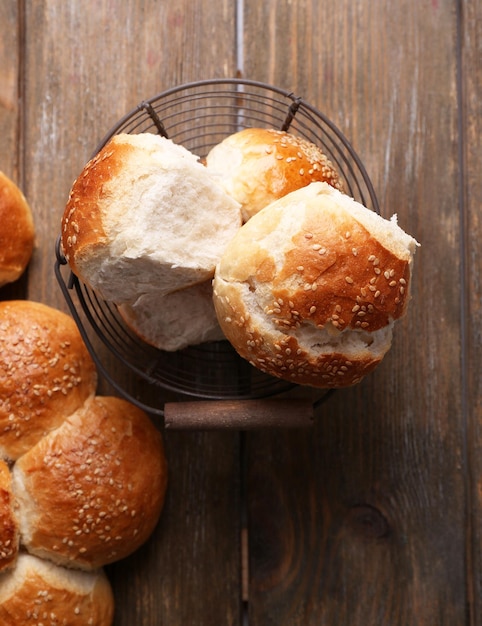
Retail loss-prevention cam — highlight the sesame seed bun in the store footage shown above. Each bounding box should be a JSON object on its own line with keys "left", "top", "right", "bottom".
{"left": 0, "top": 301, "right": 97, "bottom": 461}
{"left": 0, "top": 172, "right": 35, "bottom": 287}
{"left": 0, "top": 460, "right": 19, "bottom": 573}
{"left": 0, "top": 554, "right": 114, "bottom": 625}
{"left": 205, "top": 127, "right": 343, "bottom": 222}
{"left": 61, "top": 133, "right": 241, "bottom": 304}
{"left": 213, "top": 182, "right": 419, "bottom": 388}
{"left": 12, "top": 395, "right": 167, "bottom": 571}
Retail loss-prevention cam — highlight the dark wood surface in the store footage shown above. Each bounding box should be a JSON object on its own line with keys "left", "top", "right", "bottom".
{"left": 1, "top": 0, "right": 480, "bottom": 624}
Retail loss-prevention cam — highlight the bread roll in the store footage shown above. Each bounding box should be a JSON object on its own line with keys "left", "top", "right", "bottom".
{"left": 12, "top": 395, "right": 167, "bottom": 571}
{"left": 0, "top": 460, "right": 18, "bottom": 573}
{"left": 0, "top": 301, "right": 97, "bottom": 461}
{"left": 205, "top": 127, "right": 343, "bottom": 222}
{"left": 0, "top": 554, "right": 114, "bottom": 625}
{"left": 61, "top": 133, "right": 242, "bottom": 304}
{"left": 0, "top": 172, "right": 35, "bottom": 287}
{"left": 118, "top": 279, "right": 225, "bottom": 351}
{"left": 213, "top": 182, "right": 419, "bottom": 388}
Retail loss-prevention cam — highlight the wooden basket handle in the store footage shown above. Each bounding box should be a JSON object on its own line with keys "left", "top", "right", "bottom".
{"left": 164, "top": 398, "right": 314, "bottom": 429}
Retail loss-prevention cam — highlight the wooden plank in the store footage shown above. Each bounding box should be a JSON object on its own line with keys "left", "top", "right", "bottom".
{"left": 243, "top": 0, "right": 467, "bottom": 623}
{"left": 461, "top": 0, "right": 482, "bottom": 620}
{"left": 0, "top": 0, "right": 30, "bottom": 303}
{"left": 19, "top": 2, "right": 242, "bottom": 625}
{"left": 0, "top": 0, "right": 19, "bottom": 180}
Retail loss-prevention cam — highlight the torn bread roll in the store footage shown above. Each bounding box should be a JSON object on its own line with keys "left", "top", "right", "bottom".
{"left": 205, "top": 127, "right": 343, "bottom": 222}
{"left": 61, "top": 133, "right": 241, "bottom": 304}
{"left": 0, "top": 171, "right": 35, "bottom": 287}
{"left": 0, "top": 460, "right": 19, "bottom": 573}
{"left": 0, "top": 300, "right": 97, "bottom": 461}
{"left": 0, "top": 554, "right": 114, "bottom": 625}
{"left": 118, "top": 280, "right": 224, "bottom": 352}
{"left": 213, "top": 182, "right": 419, "bottom": 388}
{"left": 12, "top": 395, "right": 167, "bottom": 571}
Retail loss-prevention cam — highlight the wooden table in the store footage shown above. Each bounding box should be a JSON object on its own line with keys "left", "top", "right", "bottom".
{"left": 1, "top": 0, "right": 481, "bottom": 624}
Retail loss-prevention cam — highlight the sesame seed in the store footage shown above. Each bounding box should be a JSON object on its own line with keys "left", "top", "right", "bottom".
{"left": 345, "top": 276, "right": 354, "bottom": 284}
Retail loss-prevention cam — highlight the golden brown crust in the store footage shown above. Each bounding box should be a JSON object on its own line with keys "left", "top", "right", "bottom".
{"left": 0, "top": 460, "right": 19, "bottom": 573}
{"left": 0, "top": 554, "right": 114, "bottom": 625}
{"left": 213, "top": 279, "right": 384, "bottom": 388}
{"left": 206, "top": 128, "right": 343, "bottom": 221}
{"left": 61, "top": 140, "right": 131, "bottom": 277}
{"left": 213, "top": 183, "right": 417, "bottom": 388}
{"left": 13, "top": 395, "right": 168, "bottom": 570}
{"left": 0, "top": 172, "right": 35, "bottom": 287}
{"left": 0, "top": 301, "right": 97, "bottom": 461}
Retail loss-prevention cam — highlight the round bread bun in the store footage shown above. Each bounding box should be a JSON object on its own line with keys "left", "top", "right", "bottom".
{"left": 12, "top": 395, "right": 168, "bottom": 571}
{"left": 61, "top": 132, "right": 241, "bottom": 304}
{"left": 0, "top": 553, "right": 114, "bottom": 625}
{"left": 205, "top": 127, "right": 344, "bottom": 222}
{"left": 0, "top": 172, "right": 35, "bottom": 288}
{"left": 118, "top": 279, "right": 225, "bottom": 352}
{"left": 0, "top": 301, "right": 97, "bottom": 461}
{"left": 0, "top": 460, "right": 19, "bottom": 573}
{"left": 213, "top": 182, "right": 419, "bottom": 388}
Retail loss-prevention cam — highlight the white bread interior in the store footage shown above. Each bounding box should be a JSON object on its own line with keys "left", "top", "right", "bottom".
{"left": 61, "top": 133, "right": 242, "bottom": 304}
{"left": 118, "top": 279, "right": 224, "bottom": 352}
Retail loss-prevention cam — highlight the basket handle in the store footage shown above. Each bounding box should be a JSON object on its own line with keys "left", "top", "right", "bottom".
{"left": 164, "top": 398, "right": 314, "bottom": 429}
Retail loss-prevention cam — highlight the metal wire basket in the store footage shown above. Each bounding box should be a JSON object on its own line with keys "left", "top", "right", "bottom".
{"left": 55, "top": 78, "right": 380, "bottom": 426}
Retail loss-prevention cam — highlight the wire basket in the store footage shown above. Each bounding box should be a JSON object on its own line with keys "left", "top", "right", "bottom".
{"left": 55, "top": 78, "right": 380, "bottom": 425}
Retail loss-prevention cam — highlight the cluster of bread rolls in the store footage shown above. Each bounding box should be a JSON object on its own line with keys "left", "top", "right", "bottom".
{"left": 61, "top": 128, "right": 418, "bottom": 389}
{"left": 0, "top": 300, "right": 168, "bottom": 625}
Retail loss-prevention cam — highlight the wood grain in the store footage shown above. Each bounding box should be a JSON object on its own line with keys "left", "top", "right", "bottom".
{"left": 243, "top": 0, "right": 469, "bottom": 623}
{"left": 461, "top": 0, "right": 482, "bottom": 620}
{"left": 0, "top": 0, "right": 480, "bottom": 624}
{"left": 0, "top": 0, "right": 28, "bottom": 303}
